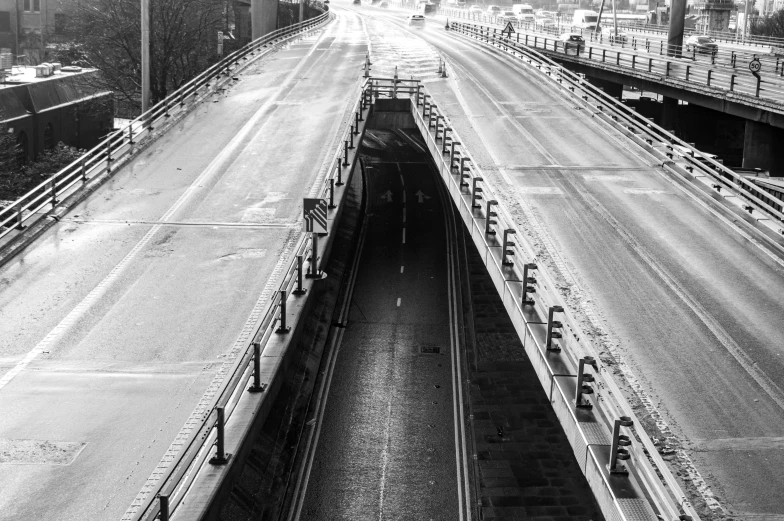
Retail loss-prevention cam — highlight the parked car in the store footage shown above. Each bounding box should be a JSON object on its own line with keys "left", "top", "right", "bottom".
{"left": 486, "top": 5, "right": 502, "bottom": 16}
{"left": 501, "top": 10, "right": 518, "bottom": 22}
{"left": 417, "top": 2, "right": 437, "bottom": 15}
{"left": 380, "top": 1, "right": 388, "bottom": 6}
{"left": 353, "top": 0, "right": 361, "bottom": 4}
{"left": 600, "top": 25, "right": 628, "bottom": 43}
{"left": 685, "top": 35, "right": 718, "bottom": 54}
{"left": 408, "top": 13, "right": 426, "bottom": 27}
{"left": 559, "top": 32, "right": 586, "bottom": 50}
{"left": 535, "top": 17, "right": 555, "bottom": 29}
{"left": 468, "top": 4, "right": 483, "bottom": 13}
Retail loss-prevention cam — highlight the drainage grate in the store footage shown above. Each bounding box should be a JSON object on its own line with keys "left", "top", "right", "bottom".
{"left": 420, "top": 344, "right": 441, "bottom": 354}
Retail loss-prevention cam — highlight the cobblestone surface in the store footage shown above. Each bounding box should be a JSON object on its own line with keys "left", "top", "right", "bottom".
{"left": 464, "top": 231, "right": 604, "bottom": 521}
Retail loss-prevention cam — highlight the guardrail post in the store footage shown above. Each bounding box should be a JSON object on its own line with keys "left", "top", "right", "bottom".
{"left": 294, "top": 255, "right": 306, "bottom": 295}
{"left": 755, "top": 75, "right": 761, "bottom": 97}
{"left": 329, "top": 178, "right": 336, "bottom": 209}
{"left": 442, "top": 127, "right": 451, "bottom": 154}
{"left": 659, "top": 41, "right": 663, "bottom": 55}
{"left": 608, "top": 417, "right": 634, "bottom": 474}
{"left": 449, "top": 140, "right": 460, "bottom": 171}
{"left": 472, "top": 177, "right": 483, "bottom": 208}
{"left": 415, "top": 84, "right": 422, "bottom": 106}
{"left": 180, "top": 90, "right": 185, "bottom": 107}
{"left": 601, "top": 48, "right": 605, "bottom": 62}
{"left": 209, "top": 407, "right": 230, "bottom": 465}
{"left": 546, "top": 305, "right": 563, "bottom": 351}
{"left": 308, "top": 233, "right": 320, "bottom": 278}
{"left": 522, "top": 263, "right": 537, "bottom": 305}
{"left": 707, "top": 69, "right": 712, "bottom": 86}
{"left": 631, "top": 54, "right": 636, "bottom": 69}
{"left": 275, "top": 289, "right": 290, "bottom": 333}
{"left": 343, "top": 140, "right": 349, "bottom": 166}
{"left": 459, "top": 157, "right": 471, "bottom": 188}
{"left": 49, "top": 180, "right": 58, "bottom": 209}
{"left": 248, "top": 342, "right": 266, "bottom": 393}
{"left": 685, "top": 65, "right": 690, "bottom": 81}
{"left": 159, "top": 494, "right": 170, "bottom": 521}
{"left": 164, "top": 98, "right": 170, "bottom": 117}
{"left": 575, "top": 356, "right": 597, "bottom": 408}
{"left": 335, "top": 157, "right": 344, "bottom": 186}
{"left": 731, "top": 51, "right": 736, "bottom": 68}
{"left": 14, "top": 202, "right": 25, "bottom": 230}
{"left": 128, "top": 123, "right": 134, "bottom": 145}
{"left": 348, "top": 124, "right": 355, "bottom": 149}
{"left": 730, "top": 74, "right": 735, "bottom": 91}
{"left": 501, "top": 229, "right": 515, "bottom": 266}
{"left": 80, "top": 158, "right": 87, "bottom": 183}
{"left": 485, "top": 200, "right": 498, "bottom": 236}
{"left": 434, "top": 115, "right": 443, "bottom": 142}
{"left": 105, "top": 140, "right": 112, "bottom": 172}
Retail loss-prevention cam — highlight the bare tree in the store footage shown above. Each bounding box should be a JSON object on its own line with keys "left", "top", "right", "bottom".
{"left": 751, "top": 9, "right": 784, "bottom": 38}
{"left": 66, "top": 0, "right": 225, "bottom": 115}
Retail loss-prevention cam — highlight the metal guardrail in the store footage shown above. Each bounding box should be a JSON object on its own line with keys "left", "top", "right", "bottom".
{"left": 0, "top": 10, "right": 332, "bottom": 248}
{"left": 616, "top": 20, "right": 784, "bottom": 49}
{"left": 142, "top": 77, "right": 409, "bottom": 521}
{"left": 448, "top": 20, "right": 784, "bottom": 225}
{"left": 378, "top": 76, "right": 700, "bottom": 520}
{"left": 440, "top": 8, "right": 784, "bottom": 101}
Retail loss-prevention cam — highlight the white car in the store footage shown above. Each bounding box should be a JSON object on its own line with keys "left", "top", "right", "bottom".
{"left": 600, "top": 25, "right": 628, "bottom": 43}
{"left": 501, "top": 10, "right": 517, "bottom": 22}
{"left": 408, "top": 14, "right": 426, "bottom": 27}
{"left": 468, "top": 4, "right": 483, "bottom": 13}
{"left": 486, "top": 5, "right": 502, "bottom": 16}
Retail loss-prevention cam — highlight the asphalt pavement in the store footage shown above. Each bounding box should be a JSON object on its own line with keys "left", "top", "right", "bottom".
{"left": 0, "top": 13, "right": 369, "bottom": 521}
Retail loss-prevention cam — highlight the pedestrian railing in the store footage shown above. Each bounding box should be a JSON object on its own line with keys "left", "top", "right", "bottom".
{"left": 440, "top": 8, "right": 784, "bottom": 99}
{"left": 449, "top": 20, "right": 784, "bottom": 224}
{"left": 0, "top": 10, "right": 332, "bottom": 248}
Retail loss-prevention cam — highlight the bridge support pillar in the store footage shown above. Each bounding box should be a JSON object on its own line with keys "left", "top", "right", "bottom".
{"left": 251, "top": 0, "right": 279, "bottom": 40}
{"left": 743, "top": 121, "right": 784, "bottom": 176}
{"left": 661, "top": 96, "right": 679, "bottom": 133}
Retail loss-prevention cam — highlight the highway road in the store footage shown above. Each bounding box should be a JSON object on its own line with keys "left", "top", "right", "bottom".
{"left": 291, "top": 134, "right": 469, "bottom": 520}
{"left": 0, "top": 14, "right": 368, "bottom": 521}
{"left": 350, "top": 3, "right": 784, "bottom": 518}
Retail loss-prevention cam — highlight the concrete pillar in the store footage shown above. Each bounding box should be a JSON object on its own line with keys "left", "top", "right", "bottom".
{"left": 251, "top": 0, "right": 279, "bottom": 40}
{"left": 743, "top": 121, "right": 784, "bottom": 176}
{"left": 667, "top": 0, "right": 687, "bottom": 57}
{"left": 661, "top": 96, "right": 679, "bottom": 132}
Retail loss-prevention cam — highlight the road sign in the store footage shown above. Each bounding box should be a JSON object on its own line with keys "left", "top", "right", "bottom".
{"left": 303, "top": 198, "right": 328, "bottom": 234}
{"left": 749, "top": 58, "right": 761, "bottom": 73}
{"left": 502, "top": 21, "right": 515, "bottom": 37}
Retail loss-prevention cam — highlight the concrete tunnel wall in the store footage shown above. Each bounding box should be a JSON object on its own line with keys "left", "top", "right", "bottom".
{"left": 251, "top": 0, "right": 279, "bottom": 40}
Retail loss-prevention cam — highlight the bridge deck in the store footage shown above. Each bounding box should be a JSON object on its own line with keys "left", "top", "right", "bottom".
{"left": 0, "top": 15, "right": 366, "bottom": 521}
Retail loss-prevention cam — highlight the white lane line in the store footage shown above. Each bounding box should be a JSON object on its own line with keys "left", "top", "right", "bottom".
{"left": 403, "top": 208, "right": 406, "bottom": 223}
{"left": 396, "top": 298, "right": 401, "bottom": 307}
{"left": 402, "top": 228, "right": 406, "bottom": 244}
{"left": 400, "top": 266, "right": 404, "bottom": 273}
{"left": 402, "top": 192, "right": 406, "bottom": 204}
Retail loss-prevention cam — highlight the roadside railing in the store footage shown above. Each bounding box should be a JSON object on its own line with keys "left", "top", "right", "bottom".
{"left": 0, "top": 10, "right": 332, "bottom": 248}
{"left": 388, "top": 76, "right": 702, "bottom": 520}
{"left": 616, "top": 20, "right": 784, "bottom": 49}
{"left": 449, "top": 20, "right": 784, "bottom": 225}
{"left": 440, "top": 10, "right": 784, "bottom": 103}
{"left": 126, "top": 73, "right": 378, "bottom": 521}
{"left": 441, "top": 8, "right": 784, "bottom": 84}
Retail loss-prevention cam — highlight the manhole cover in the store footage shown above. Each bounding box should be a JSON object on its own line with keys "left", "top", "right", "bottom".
{"left": 420, "top": 345, "right": 441, "bottom": 354}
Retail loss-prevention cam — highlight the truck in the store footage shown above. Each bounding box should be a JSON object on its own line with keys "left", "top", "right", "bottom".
{"left": 571, "top": 9, "right": 599, "bottom": 30}
{"left": 512, "top": 4, "right": 535, "bottom": 22}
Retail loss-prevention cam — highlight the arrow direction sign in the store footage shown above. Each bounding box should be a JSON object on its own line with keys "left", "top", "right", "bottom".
{"left": 415, "top": 190, "right": 431, "bottom": 204}
{"left": 303, "top": 198, "right": 328, "bottom": 234}
{"left": 502, "top": 21, "right": 515, "bottom": 37}
{"left": 381, "top": 190, "right": 393, "bottom": 203}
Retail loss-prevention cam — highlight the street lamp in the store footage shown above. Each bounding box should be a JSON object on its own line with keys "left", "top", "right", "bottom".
{"left": 142, "top": 0, "right": 150, "bottom": 113}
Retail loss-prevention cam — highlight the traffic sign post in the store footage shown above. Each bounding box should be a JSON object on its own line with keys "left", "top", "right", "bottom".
{"left": 502, "top": 21, "right": 515, "bottom": 38}
{"left": 749, "top": 57, "right": 761, "bottom": 74}
{"left": 304, "top": 198, "right": 328, "bottom": 279}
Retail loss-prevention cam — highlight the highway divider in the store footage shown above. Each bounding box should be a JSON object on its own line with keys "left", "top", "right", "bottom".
{"left": 0, "top": 10, "right": 333, "bottom": 259}
{"left": 123, "top": 77, "right": 374, "bottom": 521}
{"left": 363, "top": 76, "right": 700, "bottom": 521}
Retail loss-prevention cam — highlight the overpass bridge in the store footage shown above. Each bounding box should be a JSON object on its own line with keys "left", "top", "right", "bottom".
{"left": 439, "top": 7, "right": 784, "bottom": 175}
{"left": 2, "top": 3, "right": 784, "bottom": 521}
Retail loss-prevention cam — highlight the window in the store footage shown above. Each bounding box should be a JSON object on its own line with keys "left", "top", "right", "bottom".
{"left": 0, "top": 12, "right": 9, "bottom": 32}
{"left": 23, "top": 0, "right": 40, "bottom": 12}
{"left": 43, "top": 123, "right": 54, "bottom": 150}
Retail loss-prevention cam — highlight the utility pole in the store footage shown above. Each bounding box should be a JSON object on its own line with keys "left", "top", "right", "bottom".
{"left": 299, "top": 0, "right": 305, "bottom": 23}
{"left": 743, "top": 0, "right": 751, "bottom": 42}
{"left": 141, "top": 0, "right": 151, "bottom": 113}
{"left": 611, "top": 0, "right": 618, "bottom": 39}
{"left": 596, "top": 0, "right": 607, "bottom": 33}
